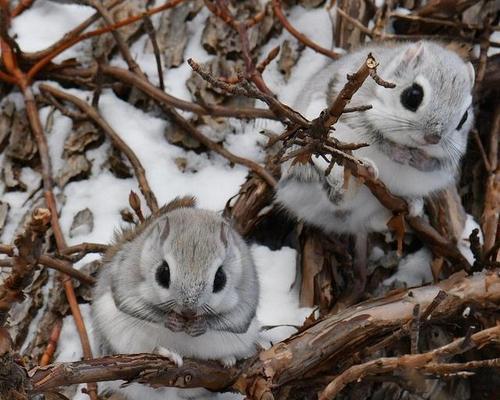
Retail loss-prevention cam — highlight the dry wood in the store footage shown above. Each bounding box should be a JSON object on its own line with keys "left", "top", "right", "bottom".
{"left": 482, "top": 105, "right": 500, "bottom": 258}
{"left": 101, "top": 65, "right": 276, "bottom": 120}
{"left": 0, "top": 1, "right": 498, "bottom": 399}
{"left": 319, "top": 325, "right": 500, "bottom": 399}
{"left": 28, "top": 270, "right": 500, "bottom": 397}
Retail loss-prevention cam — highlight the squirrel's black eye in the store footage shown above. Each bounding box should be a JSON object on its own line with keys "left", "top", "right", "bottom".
{"left": 401, "top": 83, "right": 424, "bottom": 112}
{"left": 456, "top": 110, "right": 468, "bottom": 130}
{"left": 213, "top": 266, "right": 226, "bottom": 293}
{"left": 156, "top": 261, "right": 170, "bottom": 289}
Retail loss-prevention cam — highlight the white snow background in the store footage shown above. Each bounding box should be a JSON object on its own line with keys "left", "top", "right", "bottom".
{"left": 0, "top": 1, "right": 483, "bottom": 399}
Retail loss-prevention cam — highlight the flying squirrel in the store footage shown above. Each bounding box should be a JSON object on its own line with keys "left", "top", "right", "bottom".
{"left": 91, "top": 197, "right": 260, "bottom": 399}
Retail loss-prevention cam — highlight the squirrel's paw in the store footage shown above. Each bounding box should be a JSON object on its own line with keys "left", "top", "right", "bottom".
{"left": 155, "top": 346, "right": 183, "bottom": 367}
{"left": 219, "top": 355, "right": 237, "bottom": 368}
{"left": 406, "top": 197, "right": 424, "bottom": 217}
{"left": 360, "top": 157, "right": 379, "bottom": 180}
{"left": 312, "top": 154, "right": 330, "bottom": 173}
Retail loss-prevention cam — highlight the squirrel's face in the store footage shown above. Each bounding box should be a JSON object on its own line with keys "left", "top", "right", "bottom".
{"left": 367, "top": 41, "right": 474, "bottom": 165}
{"left": 138, "top": 209, "right": 244, "bottom": 335}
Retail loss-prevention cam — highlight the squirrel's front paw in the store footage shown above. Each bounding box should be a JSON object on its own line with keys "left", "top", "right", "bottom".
{"left": 219, "top": 355, "right": 237, "bottom": 368}
{"left": 359, "top": 157, "right": 379, "bottom": 180}
{"left": 406, "top": 197, "right": 424, "bottom": 217}
{"left": 155, "top": 346, "right": 183, "bottom": 367}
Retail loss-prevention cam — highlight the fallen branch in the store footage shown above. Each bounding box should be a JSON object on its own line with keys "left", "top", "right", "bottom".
{"left": 28, "top": 270, "right": 500, "bottom": 396}
{"left": 319, "top": 325, "right": 500, "bottom": 400}
{"left": 100, "top": 64, "right": 277, "bottom": 120}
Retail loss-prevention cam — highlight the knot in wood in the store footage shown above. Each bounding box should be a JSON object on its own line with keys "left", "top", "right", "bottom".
{"left": 366, "top": 53, "right": 378, "bottom": 69}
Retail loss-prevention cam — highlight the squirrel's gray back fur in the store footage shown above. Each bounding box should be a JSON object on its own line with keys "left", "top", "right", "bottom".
{"left": 91, "top": 197, "right": 260, "bottom": 399}
{"left": 276, "top": 41, "right": 475, "bottom": 234}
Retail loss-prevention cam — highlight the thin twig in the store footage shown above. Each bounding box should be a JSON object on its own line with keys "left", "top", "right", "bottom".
{"left": 40, "top": 83, "right": 160, "bottom": 213}
{"left": 26, "top": 0, "right": 186, "bottom": 81}
{"left": 39, "top": 319, "right": 63, "bottom": 366}
{"left": 101, "top": 64, "right": 277, "bottom": 120}
{"left": 60, "top": 243, "right": 109, "bottom": 256}
{"left": 272, "top": 0, "right": 340, "bottom": 59}
{"left": 142, "top": 14, "right": 165, "bottom": 91}
{"left": 20, "top": 0, "right": 124, "bottom": 62}
{"left": 38, "top": 255, "right": 96, "bottom": 286}
{"left": 86, "top": 0, "right": 144, "bottom": 77}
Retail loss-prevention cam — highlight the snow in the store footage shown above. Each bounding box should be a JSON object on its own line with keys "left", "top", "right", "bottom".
{"left": 0, "top": 1, "right": 486, "bottom": 399}
{"left": 253, "top": 245, "right": 312, "bottom": 343}
{"left": 383, "top": 248, "right": 434, "bottom": 288}
{"left": 2, "top": 3, "right": 321, "bottom": 397}
{"left": 10, "top": 1, "right": 94, "bottom": 62}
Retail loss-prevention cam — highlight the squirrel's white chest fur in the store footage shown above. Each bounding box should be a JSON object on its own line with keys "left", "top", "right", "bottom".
{"left": 92, "top": 291, "right": 259, "bottom": 400}
{"left": 93, "top": 291, "right": 260, "bottom": 360}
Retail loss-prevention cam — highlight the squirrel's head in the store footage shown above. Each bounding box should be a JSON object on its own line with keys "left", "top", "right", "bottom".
{"left": 366, "top": 41, "right": 474, "bottom": 166}
{"left": 133, "top": 208, "right": 255, "bottom": 336}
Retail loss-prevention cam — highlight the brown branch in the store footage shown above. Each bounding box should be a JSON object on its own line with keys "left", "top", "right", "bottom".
{"left": 472, "top": 129, "right": 492, "bottom": 172}
{"left": 0, "top": 26, "right": 99, "bottom": 397}
{"left": 100, "top": 64, "right": 277, "bottom": 120}
{"left": 11, "top": 0, "right": 35, "bottom": 17}
{"left": 0, "top": 246, "right": 97, "bottom": 285}
{"left": 28, "top": 270, "right": 500, "bottom": 396}
{"left": 422, "top": 358, "right": 500, "bottom": 375}
{"left": 26, "top": 0, "right": 186, "bottom": 82}
{"left": 39, "top": 319, "right": 62, "bottom": 367}
{"left": 360, "top": 290, "right": 447, "bottom": 358}
{"left": 0, "top": 244, "right": 14, "bottom": 257}
{"left": 319, "top": 325, "right": 500, "bottom": 400}
{"left": 187, "top": 58, "right": 307, "bottom": 126}
{"left": 142, "top": 14, "right": 165, "bottom": 91}
{"left": 272, "top": 0, "right": 340, "bottom": 59}
{"left": 30, "top": 354, "right": 240, "bottom": 393}
{"left": 389, "top": 12, "right": 495, "bottom": 31}
{"left": 481, "top": 104, "right": 500, "bottom": 256}
{"left": 336, "top": 7, "right": 374, "bottom": 37}
{"left": 38, "top": 256, "right": 96, "bottom": 286}
{"left": 98, "top": 66, "right": 278, "bottom": 187}
{"left": 19, "top": 0, "right": 124, "bottom": 62}
{"left": 86, "top": 0, "right": 144, "bottom": 77}
{"left": 60, "top": 243, "right": 108, "bottom": 256}
{"left": 40, "top": 83, "right": 160, "bottom": 213}
{"left": 321, "top": 54, "right": 379, "bottom": 128}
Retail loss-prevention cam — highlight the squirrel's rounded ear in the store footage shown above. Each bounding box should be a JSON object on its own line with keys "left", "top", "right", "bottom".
{"left": 389, "top": 41, "right": 425, "bottom": 76}
{"left": 220, "top": 222, "right": 232, "bottom": 246}
{"left": 466, "top": 62, "right": 475, "bottom": 85}
{"left": 158, "top": 218, "right": 170, "bottom": 242}
{"left": 402, "top": 41, "right": 425, "bottom": 66}
{"left": 150, "top": 219, "right": 170, "bottom": 247}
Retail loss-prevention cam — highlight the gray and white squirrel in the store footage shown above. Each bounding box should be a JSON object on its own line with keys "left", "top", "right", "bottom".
{"left": 276, "top": 41, "right": 475, "bottom": 234}
{"left": 91, "top": 197, "right": 260, "bottom": 400}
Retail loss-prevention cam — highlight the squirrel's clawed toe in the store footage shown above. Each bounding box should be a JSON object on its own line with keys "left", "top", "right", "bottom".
{"left": 155, "top": 346, "right": 184, "bottom": 367}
